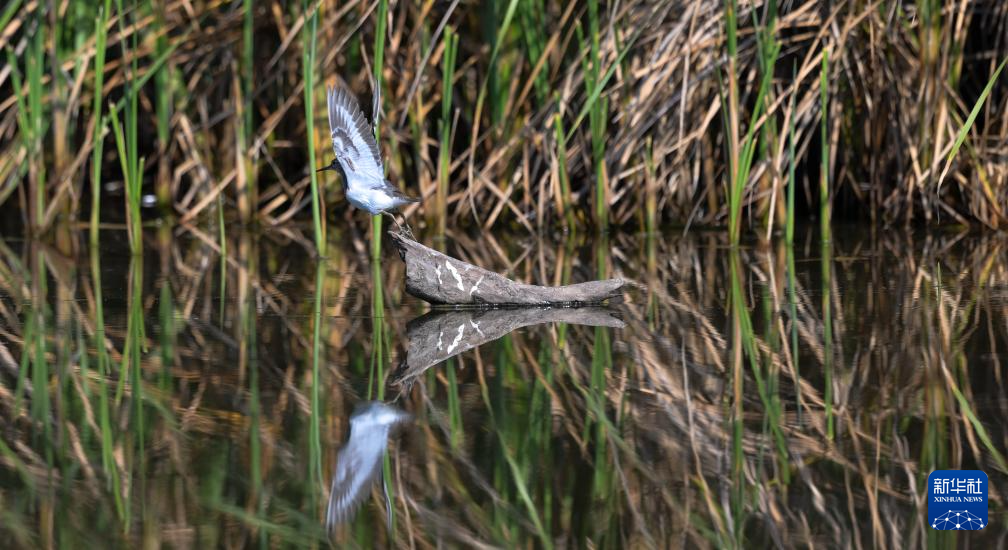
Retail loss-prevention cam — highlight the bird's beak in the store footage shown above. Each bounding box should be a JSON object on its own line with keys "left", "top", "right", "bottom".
{"left": 316, "top": 166, "right": 328, "bottom": 173}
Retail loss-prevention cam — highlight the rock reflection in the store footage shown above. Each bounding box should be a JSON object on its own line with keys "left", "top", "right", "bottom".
{"left": 393, "top": 306, "right": 625, "bottom": 388}
{"left": 326, "top": 401, "right": 411, "bottom": 531}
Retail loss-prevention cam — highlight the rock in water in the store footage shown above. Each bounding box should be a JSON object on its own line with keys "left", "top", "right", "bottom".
{"left": 389, "top": 233, "right": 627, "bottom": 307}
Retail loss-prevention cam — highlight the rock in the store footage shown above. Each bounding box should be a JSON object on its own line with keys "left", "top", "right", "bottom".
{"left": 389, "top": 232, "right": 627, "bottom": 307}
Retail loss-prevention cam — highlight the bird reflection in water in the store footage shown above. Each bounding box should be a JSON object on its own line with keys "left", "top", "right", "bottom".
{"left": 326, "top": 401, "right": 412, "bottom": 532}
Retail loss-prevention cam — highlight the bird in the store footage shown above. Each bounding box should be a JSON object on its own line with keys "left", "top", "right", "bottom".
{"left": 326, "top": 401, "right": 412, "bottom": 531}
{"left": 317, "top": 84, "right": 419, "bottom": 233}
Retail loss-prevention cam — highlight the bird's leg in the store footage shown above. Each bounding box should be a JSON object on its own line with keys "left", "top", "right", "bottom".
{"left": 380, "top": 211, "right": 416, "bottom": 239}
{"left": 380, "top": 211, "right": 405, "bottom": 234}
{"left": 401, "top": 219, "right": 415, "bottom": 240}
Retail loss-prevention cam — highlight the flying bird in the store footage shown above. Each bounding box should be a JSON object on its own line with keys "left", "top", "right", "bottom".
{"left": 317, "top": 85, "right": 419, "bottom": 232}
{"left": 326, "top": 401, "right": 412, "bottom": 531}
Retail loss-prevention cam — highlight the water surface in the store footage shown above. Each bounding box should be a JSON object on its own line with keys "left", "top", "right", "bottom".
{"left": 0, "top": 225, "right": 1005, "bottom": 548}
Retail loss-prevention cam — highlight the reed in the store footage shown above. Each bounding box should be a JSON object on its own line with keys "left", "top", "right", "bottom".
{"left": 734, "top": 255, "right": 788, "bottom": 483}
{"left": 124, "top": 255, "right": 146, "bottom": 509}
{"left": 481, "top": 0, "right": 506, "bottom": 127}
{"left": 369, "top": 0, "right": 389, "bottom": 259}
{"left": 0, "top": 46, "right": 25, "bottom": 209}
{"left": 467, "top": 0, "right": 518, "bottom": 218}
{"left": 48, "top": 3, "right": 68, "bottom": 225}
{"left": 88, "top": 246, "right": 124, "bottom": 521}
{"left": 367, "top": 253, "right": 387, "bottom": 401}
{"left": 518, "top": 0, "right": 549, "bottom": 105}
{"left": 587, "top": 0, "right": 607, "bottom": 229}
{"left": 553, "top": 108, "right": 575, "bottom": 230}
{"left": 755, "top": 3, "right": 780, "bottom": 235}
{"left": 784, "top": 65, "right": 797, "bottom": 246}
{"left": 157, "top": 263, "right": 175, "bottom": 393}
{"left": 931, "top": 264, "right": 1008, "bottom": 473}
{"left": 88, "top": 2, "right": 112, "bottom": 246}
{"left": 445, "top": 360, "right": 463, "bottom": 449}
{"left": 217, "top": 196, "right": 227, "bottom": 325}
{"left": 238, "top": 0, "right": 256, "bottom": 221}
{"left": 785, "top": 245, "right": 801, "bottom": 424}
{"left": 478, "top": 342, "right": 552, "bottom": 548}
{"left": 107, "top": 105, "right": 141, "bottom": 254}
{"left": 5, "top": 16, "right": 46, "bottom": 231}
{"left": 27, "top": 15, "right": 45, "bottom": 231}
{"left": 760, "top": 261, "right": 790, "bottom": 486}
{"left": 938, "top": 57, "right": 1008, "bottom": 189}
{"left": 301, "top": 0, "right": 323, "bottom": 252}
{"left": 152, "top": 1, "right": 172, "bottom": 211}
{"left": 246, "top": 307, "right": 266, "bottom": 548}
{"left": 2, "top": 1, "right": 1007, "bottom": 234}
{"left": 727, "top": 250, "right": 746, "bottom": 546}
{"left": 27, "top": 253, "right": 49, "bottom": 439}
{"left": 723, "top": 0, "right": 740, "bottom": 243}
{"left": 724, "top": 2, "right": 778, "bottom": 245}
{"left": 0, "top": 1, "right": 21, "bottom": 47}
{"left": 309, "top": 262, "right": 325, "bottom": 489}
{"left": 820, "top": 238, "right": 834, "bottom": 440}
{"left": 643, "top": 137, "right": 656, "bottom": 234}
{"left": 819, "top": 48, "right": 830, "bottom": 240}
{"left": 437, "top": 28, "right": 458, "bottom": 237}
{"left": 367, "top": 252, "right": 399, "bottom": 535}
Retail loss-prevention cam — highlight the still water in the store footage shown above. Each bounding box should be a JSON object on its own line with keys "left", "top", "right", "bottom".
{"left": 0, "top": 224, "right": 1004, "bottom": 548}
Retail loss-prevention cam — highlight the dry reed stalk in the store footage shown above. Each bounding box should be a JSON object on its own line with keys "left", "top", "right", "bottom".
{"left": 1, "top": 1, "right": 1006, "bottom": 233}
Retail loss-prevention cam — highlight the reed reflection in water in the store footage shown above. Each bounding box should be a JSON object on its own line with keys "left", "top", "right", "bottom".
{"left": 0, "top": 225, "right": 1005, "bottom": 548}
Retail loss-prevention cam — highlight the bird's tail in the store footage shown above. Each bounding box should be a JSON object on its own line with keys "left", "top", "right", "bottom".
{"left": 388, "top": 180, "right": 422, "bottom": 202}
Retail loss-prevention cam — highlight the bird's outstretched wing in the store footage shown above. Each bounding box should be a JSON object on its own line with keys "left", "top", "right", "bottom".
{"left": 325, "top": 428, "right": 387, "bottom": 528}
{"left": 326, "top": 85, "right": 384, "bottom": 182}
{"left": 326, "top": 404, "right": 411, "bottom": 529}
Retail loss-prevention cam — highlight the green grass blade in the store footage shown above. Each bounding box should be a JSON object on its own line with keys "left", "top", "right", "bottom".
{"left": 937, "top": 56, "right": 1007, "bottom": 190}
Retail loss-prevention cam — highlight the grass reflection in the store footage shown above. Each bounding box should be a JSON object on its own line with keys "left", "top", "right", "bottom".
{"left": 0, "top": 226, "right": 1005, "bottom": 547}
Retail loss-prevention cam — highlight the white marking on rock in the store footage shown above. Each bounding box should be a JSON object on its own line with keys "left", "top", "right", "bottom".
{"left": 445, "top": 262, "right": 465, "bottom": 290}
{"left": 446, "top": 324, "right": 465, "bottom": 354}
{"left": 470, "top": 320, "right": 484, "bottom": 337}
{"left": 437, "top": 331, "right": 443, "bottom": 351}
{"left": 435, "top": 264, "right": 443, "bottom": 286}
{"left": 469, "top": 275, "right": 485, "bottom": 297}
